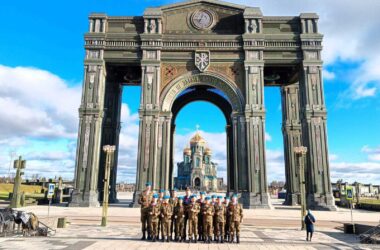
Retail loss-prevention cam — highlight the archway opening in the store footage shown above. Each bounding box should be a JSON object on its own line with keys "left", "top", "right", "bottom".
{"left": 264, "top": 86, "right": 286, "bottom": 204}
{"left": 171, "top": 94, "right": 229, "bottom": 192}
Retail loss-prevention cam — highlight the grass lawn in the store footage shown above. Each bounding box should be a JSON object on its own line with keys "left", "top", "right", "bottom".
{"left": 0, "top": 183, "right": 44, "bottom": 200}
{"left": 360, "top": 199, "right": 380, "bottom": 205}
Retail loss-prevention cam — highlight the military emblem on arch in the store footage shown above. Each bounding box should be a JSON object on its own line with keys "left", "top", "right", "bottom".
{"left": 195, "top": 51, "right": 210, "bottom": 72}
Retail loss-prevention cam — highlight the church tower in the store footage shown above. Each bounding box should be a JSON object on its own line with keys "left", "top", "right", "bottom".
{"left": 175, "top": 128, "right": 221, "bottom": 191}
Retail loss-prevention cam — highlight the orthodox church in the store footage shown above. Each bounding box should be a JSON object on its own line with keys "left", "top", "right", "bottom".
{"left": 174, "top": 129, "right": 223, "bottom": 191}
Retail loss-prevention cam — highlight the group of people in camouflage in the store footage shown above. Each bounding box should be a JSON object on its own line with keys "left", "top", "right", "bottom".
{"left": 138, "top": 182, "right": 243, "bottom": 244}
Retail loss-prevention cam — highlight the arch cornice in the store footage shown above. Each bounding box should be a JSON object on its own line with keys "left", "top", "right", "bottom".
{"left": 160, "top": 71, "right": 245, "bottom": 112}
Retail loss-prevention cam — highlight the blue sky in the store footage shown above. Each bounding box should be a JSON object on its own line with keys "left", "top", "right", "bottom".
{"left": 0, "top": 0, "right": 380, "bottom": 185}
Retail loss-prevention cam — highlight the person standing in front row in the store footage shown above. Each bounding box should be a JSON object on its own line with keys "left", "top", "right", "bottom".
{"left": 228, "top": 194, "right": 243, "bottom": 243}
{"left": 183, "top": 187, "right": 192, "bottom": 241}
{"left": 138, "top": 182, "right": 153, "bottom": 240}
{"left": 161, "top": 195, "right": 173, "bottom": 242}
{"left": 214, "top": 196, "right": 226, "bottom": 243}
{"left": 202, "top": 196, "right": 215, "bottom": 243}
{"left": 174, "top": 196, "right": 186, "bottom": 242}
{"left": 304, "top": 209, "right": 316, "bottom": 241}
{"left": 169, "top": 188, "right": 178, "bottom": 240}
{"left": 187, "top": 195, "right": 200, "bottom": 243}
{"left": 157, "top": 189, "right": 165, "bottom": 239}
{"left": 149, "top": 193, "right": 161, "bottom": 242}
{"left": 197, "top": 191, "right": 206, "bottom": 241}
{"left": 224, "top": 196, "right": 231, "bottom": 242}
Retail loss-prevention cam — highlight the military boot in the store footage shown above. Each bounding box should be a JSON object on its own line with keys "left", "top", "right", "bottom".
{"left": 229, "top": 235, "right": 234, "bottom": 243}
{"left": 166, "top": 236, "right": 170, "bottom": 242}
{"left": 236, "top": 235, "right": 240, "bottom": 244}
{"left": 147, "top": 232, "right": 152, "bottom": 240}
{"left": 141, "top": 231, "right": 146, "bottom": 240}
{"left": 152, "top": 235, "right": 156, "bottom": 242}
{"left": 221, "top": 236, "right": 224, "bottom": 243}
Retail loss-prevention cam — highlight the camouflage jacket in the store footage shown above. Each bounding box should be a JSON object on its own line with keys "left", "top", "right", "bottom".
{"left": 138, "top": 190, "right": 153, "bottom": 210}
{"left": 169, "top": 197, "right": 178, "bottom": 208}
{"left": 202, "top": 203, "right": 215, "bottom": 222}
{"left": 174, "top": 204, "right": 186, "bottom": 221}
{"left": 149, "top": 202, "right": 161, "bottom": 222}
{"left": 214, "top": 203, "right": 226, "bottom": 223}
{"left": 187, "top": 202, "right": 200, "bottom": 220}
{"left": 160, "top": 203, "right": 173, "bottom": 222}
{"left": 228, "top": 203, "right": 243, "bottom": 222}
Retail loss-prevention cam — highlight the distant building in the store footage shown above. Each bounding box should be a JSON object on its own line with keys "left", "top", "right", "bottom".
{"left": 174, "top": 130, "right": 223, "bottom": 191}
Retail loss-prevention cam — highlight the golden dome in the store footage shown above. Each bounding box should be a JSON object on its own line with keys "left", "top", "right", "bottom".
{"left": 205, "top": 147, "right": 212, "bottom": 155}
{"left": 183, "top": 147, "right": 191, "bottom": 155}
{"left": 190, "top": 131, "right": 206, "bottom": 145}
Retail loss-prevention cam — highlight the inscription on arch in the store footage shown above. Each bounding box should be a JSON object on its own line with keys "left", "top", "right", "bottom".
{"left": 161, "top": 73, "right": 243, "bottom": 112}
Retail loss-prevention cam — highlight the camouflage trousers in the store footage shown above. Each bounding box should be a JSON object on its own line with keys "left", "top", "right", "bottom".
{"left": 203, "top": 218, "right": 213, "bottom": 238}
{"left": 140, "top": 208, "right": 150, "bottom": 233}
{"left": 187, "top": 218, "right": 198, "bottom": 239}
{"left": 215, "top": 221, "right": 225, "bottom": 237}
{"left": 229, "top": 221, "right": 241, "bottom": 237}
{"left": 175, "top": 218, "right": 185, "bottom": 238}
{"left": 162, "top": 219, "right": 171, "bottom": 237}
{"left": 150, "top": 220, "right": 159, "bottom": 237}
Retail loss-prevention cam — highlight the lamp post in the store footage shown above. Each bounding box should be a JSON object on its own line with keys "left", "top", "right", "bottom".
{"left": 10, "top": 156, "right": 26, "bottom": 208}
{"left": 101, "top": 145, "right": 116, "bottom": 227}
{"left": 294, "top": 146, "right": 307, "bottom": 230}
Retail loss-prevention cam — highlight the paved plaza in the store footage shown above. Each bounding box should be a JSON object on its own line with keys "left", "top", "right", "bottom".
{"left": 1, "top": 193, "right": 380, "bottom": 249}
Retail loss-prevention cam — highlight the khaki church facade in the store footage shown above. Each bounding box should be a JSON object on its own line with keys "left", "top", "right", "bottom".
{"left": 70, "top": 0, "right": 336, "bottom": 210}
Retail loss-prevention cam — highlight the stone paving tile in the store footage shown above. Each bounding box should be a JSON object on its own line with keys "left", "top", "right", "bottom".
{"left": 0, "top": 224, "right": 377, "bottom": 250}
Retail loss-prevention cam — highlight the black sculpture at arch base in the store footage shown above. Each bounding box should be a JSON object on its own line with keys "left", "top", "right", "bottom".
{"left": 70, "top": 0, "right": 336, "bottom": 210}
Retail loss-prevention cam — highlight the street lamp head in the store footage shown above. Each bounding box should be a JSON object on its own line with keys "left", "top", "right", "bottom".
{"left": 103, "top": 145, "right": 116, "bottom": 153}
{"left": 294, "top": 146, "right": 308, "bottom": 155}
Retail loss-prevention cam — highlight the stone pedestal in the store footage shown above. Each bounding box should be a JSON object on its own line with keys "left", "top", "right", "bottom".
{"left": 307, "top": 193, "right": 337, "bottom": 211}
{"left": 241, "top": 192, "right": 272, "bottom": 209}
{"left": 70, "top": 190, "right": 100, "bottom": 207}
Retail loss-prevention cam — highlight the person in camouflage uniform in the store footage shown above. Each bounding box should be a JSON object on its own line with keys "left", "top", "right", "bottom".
{"left": 202, "top": 196, "right": 215, "bottom": 243}
{"left": 214, "top": 196, "right": 226, "bottom": 243}
{"left": 148, "top": 193, "right": 161, "bottom": 242}
{"left": 197, "top": 191, "right": 205, "bottom": 241}
{"left": 174, "top": 196, "right": 186, "bottom": 242}
{"left": 228, "top": 194, "right": 243, "bottom": 243}
{"left": 138, "top": 182, "right": 153, "bottom": 240}
{"left": 182, "top": 187, "right": 192, "bottom": 241}
{"left": 187, "top": 195, "right": 200, "bottom": 243}
{"left": 169, "top": 188, "right": 178, "bottom": 240}
{"left": 157, "top": 189, "right": 165, "bottom": 240}
{"left": 224, "top": 196, "right": 231, "bottom": 242}
{"left": 160, "top": 195, "right": 173, "bottom": 242}
{"left": 211, "top": 194, "right": 218, "bottom": 241}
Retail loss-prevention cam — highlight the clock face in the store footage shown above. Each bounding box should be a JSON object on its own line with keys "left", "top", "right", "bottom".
{"left": 192, "top": 10, "right": 213, "bottom": 30}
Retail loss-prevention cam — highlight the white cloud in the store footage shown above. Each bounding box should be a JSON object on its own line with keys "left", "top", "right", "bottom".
{"left": 0, "top": 65, "right": 81, "bottom": 179}
{"left": 234, "top": 0, "right": 380, "bottom": 100}
{"left": 329, "top": 154, "right": 338, "bottom": 161}
{"left": 330, "top": 161, "right": 380, "bottom": 184}
{"left": 323, "top": 69, "right": 335, "bottom": 80}
{"left": 361, "top": 145, "right": 380, "bottom": 162}
{"left": 0, "top": 65, "right": 81, "bottom": 139}
{"left": 265, "top": 132, "right": 272, "bottom": 142}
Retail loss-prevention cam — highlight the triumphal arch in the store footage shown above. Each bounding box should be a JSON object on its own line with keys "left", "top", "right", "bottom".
{"left": 70, "top": 0, "right": 336, "bottom": 210}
